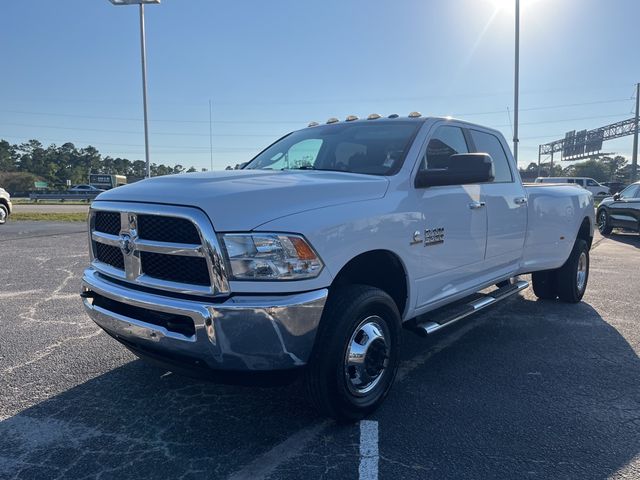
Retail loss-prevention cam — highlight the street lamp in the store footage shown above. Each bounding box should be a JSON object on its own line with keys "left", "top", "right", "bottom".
{"left": 108, "top": 0, "right": 160, "bottom": 179}
{"left": 513, "top": 0, "right": 520, "bottom": 165}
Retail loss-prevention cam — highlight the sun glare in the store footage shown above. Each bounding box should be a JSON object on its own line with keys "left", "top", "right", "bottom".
{"left": 485, "top": 0, "right": 545, "bottom": 14}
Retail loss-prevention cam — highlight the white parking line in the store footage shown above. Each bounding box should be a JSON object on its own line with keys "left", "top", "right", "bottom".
{"left": 227, "top": 421, "right": 329, "bottom": 480}
{"left": 359, "top": 420, "right": 379, "bottom": 480}
{"left": 226, "top": 318, "right": 484, "bottom": 480}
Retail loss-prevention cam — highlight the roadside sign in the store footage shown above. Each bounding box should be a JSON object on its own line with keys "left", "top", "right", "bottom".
{"left": 34, "top": 181, "right": 48, "bottom": 189}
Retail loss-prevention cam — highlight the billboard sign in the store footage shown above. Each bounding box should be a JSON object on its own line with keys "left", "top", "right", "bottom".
{"left": 563, "top": 130, "right": 575, "bottom": 158}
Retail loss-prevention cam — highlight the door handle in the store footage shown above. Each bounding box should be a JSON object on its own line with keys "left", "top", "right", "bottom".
{"left": 468, "top": 201, "right": 486, "bottom": 210}
{"left": 514, "top": 197, "right": 528, "bottom": 205}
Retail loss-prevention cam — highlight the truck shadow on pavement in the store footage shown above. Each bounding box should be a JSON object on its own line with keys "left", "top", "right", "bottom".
{"left": 1, "top": 296, "right": 639, "bottom": 479}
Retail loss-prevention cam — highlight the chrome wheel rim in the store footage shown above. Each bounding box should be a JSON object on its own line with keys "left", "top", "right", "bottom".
{"left": 0, "top": 207, "right": 6, "bottom": 224}
{"left": 597, "top": 211, "right": 607, "bottom": 231}
{"left": 576, "top": 251, "right": 587, "bottom": 292}
{"left": 344, "top": 315, "right": 389, "bottom": 397}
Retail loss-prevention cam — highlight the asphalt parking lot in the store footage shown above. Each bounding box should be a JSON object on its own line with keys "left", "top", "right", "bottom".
{"left": 1, "top": 223, "right": 638, "bottom": 480}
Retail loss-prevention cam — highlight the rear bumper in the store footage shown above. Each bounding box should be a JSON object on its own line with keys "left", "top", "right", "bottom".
{"left": 81, "top": 267, "right": 328, "bottom": 372}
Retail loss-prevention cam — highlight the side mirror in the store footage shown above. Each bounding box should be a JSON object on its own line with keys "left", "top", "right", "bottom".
{"left": 415, "top": 153, "right": 495, "bottom": 188}
{"left": 613, "top": 192, "right": 621, "bottom": 201}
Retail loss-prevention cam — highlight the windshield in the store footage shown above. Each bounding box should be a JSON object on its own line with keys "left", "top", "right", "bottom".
{"left": 244, "top": 121, "right": 421, "bottom": 176}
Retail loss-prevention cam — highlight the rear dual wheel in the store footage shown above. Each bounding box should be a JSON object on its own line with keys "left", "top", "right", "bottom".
{"left": 531, "top": 239, "right": 589, "bottom": 303}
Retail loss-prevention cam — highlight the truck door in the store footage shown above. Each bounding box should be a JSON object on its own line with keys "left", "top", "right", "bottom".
{"left": 469, "top": 128, "right": 527, "bottom": 276}
{"left": 412, "top": 125, "right": 488, "bottom": 309}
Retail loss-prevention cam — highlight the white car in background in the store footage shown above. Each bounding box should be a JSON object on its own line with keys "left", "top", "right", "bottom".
{"left": 534, "top": 177, "right": 609, "bottom": 196}
{"left": 0, "top": 187, "right": 11, "bottom": 225}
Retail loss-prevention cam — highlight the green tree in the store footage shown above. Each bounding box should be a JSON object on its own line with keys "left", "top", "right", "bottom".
{"left": 565, "top": 159, "right": 609, "bottom": 181}
{"left": 0, "top": 140, "right": 16, "bottom": 171}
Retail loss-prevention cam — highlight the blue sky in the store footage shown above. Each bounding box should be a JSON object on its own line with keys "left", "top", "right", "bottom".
{"left": 1, "top": 0, "right": 638, "bottom": 170}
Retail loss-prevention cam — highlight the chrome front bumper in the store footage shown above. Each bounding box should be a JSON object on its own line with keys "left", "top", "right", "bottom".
{"left": 81, "top": 268, "right": 328, "bottom": 371}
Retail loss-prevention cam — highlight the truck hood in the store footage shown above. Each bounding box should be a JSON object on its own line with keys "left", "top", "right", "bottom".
{"left": 96, "top": 170, "right": 389, "bottom": 231}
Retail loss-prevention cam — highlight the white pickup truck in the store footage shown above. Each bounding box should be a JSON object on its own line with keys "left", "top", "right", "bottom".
{"left": 81, "top": 114, "right": 595, "bottom": 421}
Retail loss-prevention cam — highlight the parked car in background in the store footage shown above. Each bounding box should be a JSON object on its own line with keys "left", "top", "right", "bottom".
{"left": 69, "top": 184, "right": 106, "bottom": 194}
{"left": 534, "top": 177, "right": 609, "bottom": 196}
{"left": 601, "top": 181, "right": 627, "bottom": 195}
{"left": 0, "top": 187, "right": 12, "bottom": 225}
{"left": 596, "top": 181, "right": 640, "bottom": 235}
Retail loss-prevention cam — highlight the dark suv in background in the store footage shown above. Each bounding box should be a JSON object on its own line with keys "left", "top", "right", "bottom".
{"left": 597, "top": 181, "right": 640, "bottom": 235}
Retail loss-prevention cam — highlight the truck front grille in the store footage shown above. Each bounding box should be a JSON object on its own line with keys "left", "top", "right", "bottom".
{"left": 95, "top": 243, "right": 125, "bottom": 270}
{"left": 137, "top": 215, "right": 201, "bottom": 244}
{"left": 94, "top": 211, "right": 121, "bottom": 235}
{"left": 140, "top": 251, "right": 210, "bottom": 286}
{"left": 89, "top": 204, "right": 229, "bottom": 297}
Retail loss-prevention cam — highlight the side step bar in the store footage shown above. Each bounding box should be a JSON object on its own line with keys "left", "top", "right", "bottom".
{"left": 412, "top": 280, "right": 529, "bottom": 336}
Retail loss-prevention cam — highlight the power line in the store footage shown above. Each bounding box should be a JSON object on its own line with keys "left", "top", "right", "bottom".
{"left": 490, "top": 112, "right": 631, "bottom": 129}
{"left": 0, "top": 97, "right": 634, "bottom": 126}
{"left": 0, "top": 122, "right": 277, "bottom": 137}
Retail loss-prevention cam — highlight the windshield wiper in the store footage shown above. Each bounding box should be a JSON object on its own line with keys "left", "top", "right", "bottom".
{"left": 281, "top": 165, "right": 316, "bottom": 171}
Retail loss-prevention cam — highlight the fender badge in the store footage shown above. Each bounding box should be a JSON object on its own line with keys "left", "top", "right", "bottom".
{"left": 410, "top": 230, "right": 422, "bottom": 246}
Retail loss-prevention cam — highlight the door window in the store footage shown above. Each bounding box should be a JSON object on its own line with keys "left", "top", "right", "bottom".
{"left": 619, "top": 184, "right": 640, "bottom": 199}
{"left": 586, "top": 179, "right": 599, "bottom": 187}
{"left": 469, "top": 130, "right": 513, "bottom": 183}
{"left": 420, "top": 126, "right": 469, "bottom": 171}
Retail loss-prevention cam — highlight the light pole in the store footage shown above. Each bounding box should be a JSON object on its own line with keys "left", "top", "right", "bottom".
{"left": 513, "top": 0, "right": 520, "bottom": 165}
{"left": 108, "top": 0, "right": 160, "bottom": 179}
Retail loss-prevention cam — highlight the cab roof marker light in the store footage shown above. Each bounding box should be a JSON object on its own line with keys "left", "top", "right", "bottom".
{"left": 345, "top": 115, "right": 359, "bottom": 122}
{"left": 388, "top": 113, "right": 399, "bottom": 118}
{"left": 326, "top": 117, "right": 340, "bottom": 124}
{"left": 367, "top": 113, "right": 382, "bottom": 120}
{"left": 308, "top": 121, "right": 320, "bottom": 127}
{"left": 408, "top": 111, "right": 422, "bottom": 118}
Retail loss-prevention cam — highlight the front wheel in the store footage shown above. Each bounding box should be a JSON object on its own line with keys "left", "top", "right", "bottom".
{"left": 597, "top": 209, "right": 612, "bottom": 235}
{"left": 0, "top": 204, "right": 7, "bottom": 225}
{"left": 304, "top": 285, "right": 401, "bottom": 422}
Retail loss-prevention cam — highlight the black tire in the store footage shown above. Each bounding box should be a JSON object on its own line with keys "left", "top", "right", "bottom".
{"left": 304, "top": 284, "right": 401, "bottom": 422}
{"left": 556, "top": 239, "right": 589, "bottom": 303}
{"left": 597, "top": 209, "right": 612, "bottom": 235}
{"left": 531, "top": 270, "right": 558, "bottom": 300}
{"left": 0, "top": 204, "right": 7, "bottom": 225}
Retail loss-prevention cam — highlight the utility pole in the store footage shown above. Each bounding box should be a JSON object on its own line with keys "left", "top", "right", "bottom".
{"left": 513, "top": 0, "right": 520, "bottom": 164}
{"left": 139, "top": 3, "right": 151, "bottom": 178}
{"left": 537, "top": 144, "right": 541, "bottom": 177}
{"left": 107, "top": 0, "right": 160, "bottom": 179}
{"left": 632, "top": 82, "right": 639, "bottom": 182}
{"left": 209, "top": 99, "right": 214, "bottom": 172}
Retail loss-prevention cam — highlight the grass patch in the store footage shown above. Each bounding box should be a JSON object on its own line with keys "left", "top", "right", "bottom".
{"left": 12, "top": 198, "right": 91, "bottom": 205}
{"left": 11, "top": 212, "right": 88, "bottom": 222}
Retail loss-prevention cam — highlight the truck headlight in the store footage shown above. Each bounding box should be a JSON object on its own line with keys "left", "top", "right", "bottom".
{"left": 220, "top": 233, "right": 323, "bottom": 280}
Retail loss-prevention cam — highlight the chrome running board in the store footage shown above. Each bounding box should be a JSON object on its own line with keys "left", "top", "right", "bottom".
{"left": 413, "top": 280, "right": 529, "bottom": 335}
